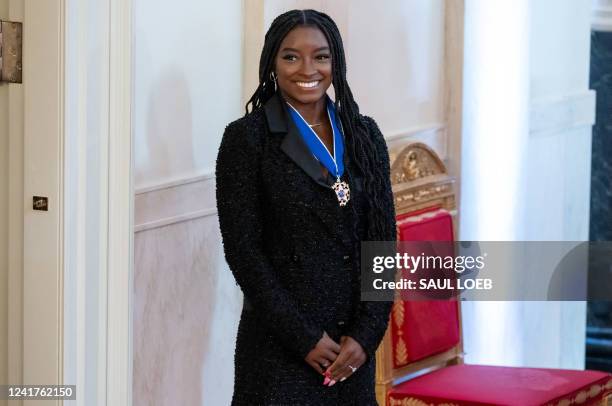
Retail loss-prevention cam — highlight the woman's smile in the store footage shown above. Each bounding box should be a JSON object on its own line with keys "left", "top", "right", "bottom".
{"left": 295, "top": 80, "right": 321, "bottom": 89}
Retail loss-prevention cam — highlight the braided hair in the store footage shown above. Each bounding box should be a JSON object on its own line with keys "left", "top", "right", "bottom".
{"left": 245, "top": 9, "right": 389, "bottom": 242}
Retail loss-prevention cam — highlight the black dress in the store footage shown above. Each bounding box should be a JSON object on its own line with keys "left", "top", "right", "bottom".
{"left": 215, "top": 92, "right": 397, "bottom": 405}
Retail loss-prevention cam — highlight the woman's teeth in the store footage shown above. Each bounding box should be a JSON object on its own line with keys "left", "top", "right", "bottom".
{"left": 296, "top": 81, "right": 319, "bottom": 88}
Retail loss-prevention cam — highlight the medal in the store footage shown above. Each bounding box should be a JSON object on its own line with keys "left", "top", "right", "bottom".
{"left": 332, "top": 177, "right": 350, "bottom": 206}
{"left": 286, "top": 98, "right": 351, "bottom": 207}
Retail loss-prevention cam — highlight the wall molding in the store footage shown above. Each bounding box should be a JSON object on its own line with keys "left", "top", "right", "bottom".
{"left": 135, "top": 172, "right": 217, "bottom": 232}
{"left": 385, "top": 123, "right": 446, "bottom": 143}
{"left": 135, "top": 208, "right": 217, "bottom": 233}
{"left": 135, "top": 169, "right": 214, "bottom": 195}
{"left": 592, "top": 0, "right": 612, "bottom": 32}
{"left": 530, "top": 90, "right": 596, "bottom": 137}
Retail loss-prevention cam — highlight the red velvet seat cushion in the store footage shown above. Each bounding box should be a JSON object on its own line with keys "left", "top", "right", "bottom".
{"left": 388, "top": 364, "right": 612, "bottom": 406}
{"left": 392, "top": 209, "right": 460, "bottom": 367}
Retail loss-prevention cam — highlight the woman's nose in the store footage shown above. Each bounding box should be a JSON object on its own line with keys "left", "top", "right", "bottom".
{"left": 299, "top": 57, "right": 318, "bottom": 76}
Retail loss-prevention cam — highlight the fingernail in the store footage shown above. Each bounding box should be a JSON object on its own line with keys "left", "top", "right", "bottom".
{"left": 323, "top": 377, "right": 330, "bottom": 385}
{"left": 329, "top": 379, "right": 337, "bottom": 386}
{"left": 340, "top": 377, "right": 346, "bottom": 382}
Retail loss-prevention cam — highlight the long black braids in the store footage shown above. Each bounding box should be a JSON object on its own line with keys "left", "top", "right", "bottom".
{"left": 245, "top": 9, "right": 390, "bottom": 243}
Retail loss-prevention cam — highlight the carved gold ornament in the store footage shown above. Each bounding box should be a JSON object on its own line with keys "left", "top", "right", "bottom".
{"left": 391, "top": 145, "right": 445, "bottom": 185}
{"left": 390, "top": 143, "right": 456, "bottom": 215}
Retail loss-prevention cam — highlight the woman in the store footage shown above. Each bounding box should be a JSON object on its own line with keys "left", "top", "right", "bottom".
{"left": 216, "top": 9, "right": 396, "bottom": 405}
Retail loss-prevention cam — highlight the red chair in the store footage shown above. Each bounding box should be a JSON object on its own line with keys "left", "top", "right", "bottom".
{"left": 375, "top": 143, "right": 612, "bottom": 406}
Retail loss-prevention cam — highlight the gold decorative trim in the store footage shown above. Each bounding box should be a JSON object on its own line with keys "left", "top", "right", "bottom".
{"left": 392, "top": 301, "right": 408, "bottom": 366}
{"left": 590, "top": 383, "right": 602, "bottom": 398}
{"left": 388, "top": 397, "right": 459, "bottom": 406}
{"left": 389, "top": 388, "right": 612, "bottom": 406}
{"left": 395, "top": 181, "right": 453, "bottom": 204}
{"left": 395, "top": 337, "right": 408, "bottom": 366}
{"left": 393, "top": 301, "right": 405, "bottom": 328}
{"left": 543, "top": 377, "right": 612, "bottom": 406}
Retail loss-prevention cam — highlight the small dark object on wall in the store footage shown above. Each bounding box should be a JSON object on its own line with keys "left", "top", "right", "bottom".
{"left": 33, "top": 196, "right": 48, "bottom": 211}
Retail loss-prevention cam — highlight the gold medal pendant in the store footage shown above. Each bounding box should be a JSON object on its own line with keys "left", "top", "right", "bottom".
{"left": 332, "top": 177, "right": 350, "bottom": 206}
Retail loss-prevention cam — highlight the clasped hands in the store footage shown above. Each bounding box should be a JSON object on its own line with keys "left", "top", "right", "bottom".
{"left": 305, "top": 332, "right": 366, "bottom": 386}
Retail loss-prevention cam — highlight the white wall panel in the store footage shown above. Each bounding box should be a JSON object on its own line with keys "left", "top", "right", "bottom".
{"left": 133, "top": 0, "right": 243, "bottom": 189}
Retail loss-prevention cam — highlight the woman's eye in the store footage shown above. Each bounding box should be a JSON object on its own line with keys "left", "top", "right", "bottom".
{"left": 316, "top": 54, "right": 331, "bottom": 61}
{"left": 282, "top": 55, "right": 298, "bottom": 62}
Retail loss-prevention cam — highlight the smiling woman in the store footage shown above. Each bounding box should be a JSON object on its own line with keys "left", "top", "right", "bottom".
{"left": 216, "top": 9, "right": 397, "bottom": 405}
{"left": 275, "top": 26, "right": 332, "bottom": 103}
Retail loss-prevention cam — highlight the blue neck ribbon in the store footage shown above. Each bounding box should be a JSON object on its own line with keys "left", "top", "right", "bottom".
{"left": 286, "top": 97, "right": 345, "bottom": 180}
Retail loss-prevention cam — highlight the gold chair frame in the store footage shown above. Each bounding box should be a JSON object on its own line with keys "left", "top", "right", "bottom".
{"left": 376, "top": 142, "right": 462, "bottom": 405}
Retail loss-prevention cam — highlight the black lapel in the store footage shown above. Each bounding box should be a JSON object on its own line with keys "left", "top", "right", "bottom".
{"left": 263, "top": 92, "right": 353, "bottom": 248}
{"left": 264, "top": 92, "right": 333, "bottom": 189}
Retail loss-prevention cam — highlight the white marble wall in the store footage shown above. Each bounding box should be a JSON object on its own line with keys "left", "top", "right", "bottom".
{"left": 132, "top": 0, "right": 244, "bottom": 403}
{"left": 134, "top": 176, "right": 242, "bottom": 406}
{"left": 133, "top": 0, "right": 243, "bottom": 190}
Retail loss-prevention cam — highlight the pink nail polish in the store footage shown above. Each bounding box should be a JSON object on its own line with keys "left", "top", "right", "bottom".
{"left": 329, "top": 379, "right": 337, "bottom": 386}
{"left": 323, "top": 377, "right": 330, "bottom": 385}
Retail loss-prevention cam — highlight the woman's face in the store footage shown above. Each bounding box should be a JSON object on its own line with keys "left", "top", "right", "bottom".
{"left": 274, "top": 25, "right": 332, "bottom": 107}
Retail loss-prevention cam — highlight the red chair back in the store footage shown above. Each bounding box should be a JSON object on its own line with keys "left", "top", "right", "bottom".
{"left": 392, "top": 208, "right": 461, "bottom": 367}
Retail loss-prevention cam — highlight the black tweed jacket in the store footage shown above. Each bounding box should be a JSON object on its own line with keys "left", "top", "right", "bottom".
{"left": 215, "top": 91, "right": 396, "bottom": 405}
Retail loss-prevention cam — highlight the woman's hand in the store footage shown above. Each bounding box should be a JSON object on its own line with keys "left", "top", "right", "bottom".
{"left": 323, "top": 336, "right": 366, "bottom": 385}
{"left": 304, "top": 331, "right": 341, "bottom": 375}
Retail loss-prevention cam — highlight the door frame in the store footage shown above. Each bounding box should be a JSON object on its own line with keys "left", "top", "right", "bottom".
{"left": 15, "top": 0, "right": 133, "bottom": 404}
{"left": 105, "top": 0, "right": 133, "bottom": 404}
{"left": 21, "top": 2, "right": 66, "bottom": 405}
